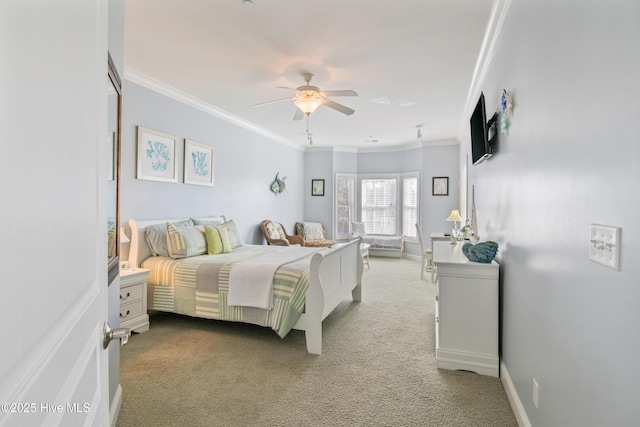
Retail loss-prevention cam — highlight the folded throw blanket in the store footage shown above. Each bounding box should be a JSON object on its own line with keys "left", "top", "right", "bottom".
{"left": 228, "top": 246, "right": 320, "bottom": 309}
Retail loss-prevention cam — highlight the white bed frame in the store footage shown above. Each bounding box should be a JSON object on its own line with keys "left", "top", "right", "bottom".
{"left": 127, "top": 217, "right": 364, "bottom": 354}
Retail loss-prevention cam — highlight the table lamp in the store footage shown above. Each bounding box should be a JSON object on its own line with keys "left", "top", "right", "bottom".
{"left": 446, "top": 209, "right": 463, "bottom": 241}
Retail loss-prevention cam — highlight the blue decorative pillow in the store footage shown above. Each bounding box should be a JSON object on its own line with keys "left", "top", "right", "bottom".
{"left": 192, "top": 218, "right": 225, "bottom": 227}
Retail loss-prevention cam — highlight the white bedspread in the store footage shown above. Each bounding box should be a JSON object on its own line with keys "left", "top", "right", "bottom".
{"left": 228, "top": 246, "right": 321, "bottom": 309}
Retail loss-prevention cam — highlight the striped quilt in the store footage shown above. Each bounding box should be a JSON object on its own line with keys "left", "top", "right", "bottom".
{"left": 142, "top": 245, "right": 321, "bottom": 338}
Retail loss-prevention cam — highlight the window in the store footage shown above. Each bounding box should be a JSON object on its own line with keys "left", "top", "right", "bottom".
{"left": 335, "top": 172, "right": 419, "bottom": 240}
{"left": 360, "top": 177, "right": 398, "bottom": 235}
{"left": 402, "top": 173, "right": 419, "bottom": 240}
{"left": 334, "top": 174, "right": 356, "bottom": 240}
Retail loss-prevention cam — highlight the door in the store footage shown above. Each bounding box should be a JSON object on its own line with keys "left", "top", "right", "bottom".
{"left": 0, "top": 2, "right": 110, "bottom": 426}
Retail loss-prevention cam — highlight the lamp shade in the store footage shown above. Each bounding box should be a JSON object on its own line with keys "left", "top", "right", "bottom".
{"left": 446, "top": 209, "right": 462, "bottom": 222}
{"left": 295, "top": 96, "right": 322, "bottom": 114}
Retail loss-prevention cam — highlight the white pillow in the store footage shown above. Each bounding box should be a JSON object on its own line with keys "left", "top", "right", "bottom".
{"left": 222, "top": 219, "right": 244, "bottom": 248}
{"left": 302, "top": 222, "right": 324, "bottom": 240}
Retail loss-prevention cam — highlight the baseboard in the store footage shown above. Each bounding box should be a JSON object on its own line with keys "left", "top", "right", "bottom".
{"left": 110, "top": 384, "right": 123, "bottom": 427}
{"left": 500, "top": 360, "right": 532, "bottom": 427}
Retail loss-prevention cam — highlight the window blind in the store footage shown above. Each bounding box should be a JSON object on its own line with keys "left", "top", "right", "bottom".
{"left": 402, "top": 175, "right": 418, "bottom": 238}
{"left": 361, "top": 178, "right": 397, "bottom": 235}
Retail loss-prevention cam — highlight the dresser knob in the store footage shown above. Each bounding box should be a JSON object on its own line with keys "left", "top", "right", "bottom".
{"left": 120, "top": 292, "right": 131, "bottom": 301}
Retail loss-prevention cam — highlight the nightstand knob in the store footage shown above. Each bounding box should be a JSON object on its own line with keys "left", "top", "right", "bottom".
{"left": 120, "top": 292, "right": 131, "bottom": 301}
{"left": 120, "top": 310, "right": 130, "bottom": 319}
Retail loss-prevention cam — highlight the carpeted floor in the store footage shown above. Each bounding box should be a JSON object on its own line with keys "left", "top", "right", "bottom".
{"left": 117, "top": 257, "right": 517, "bottom": 427}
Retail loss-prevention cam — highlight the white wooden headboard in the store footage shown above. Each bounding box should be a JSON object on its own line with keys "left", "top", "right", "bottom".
{"left": 128, "top": 216, "right": 226, "bottom": 268}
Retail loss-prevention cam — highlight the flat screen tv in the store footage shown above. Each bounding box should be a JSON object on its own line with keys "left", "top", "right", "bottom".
{"left": 469, "top": 92, "right": 492, "bottom": 165}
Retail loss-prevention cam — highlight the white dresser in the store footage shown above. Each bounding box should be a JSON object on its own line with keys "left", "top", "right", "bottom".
{"left": 433, "top": 241, "right": 499, "bottom": 377}
{"left": 119, "top": 268, "right": 150, "bottom": 333}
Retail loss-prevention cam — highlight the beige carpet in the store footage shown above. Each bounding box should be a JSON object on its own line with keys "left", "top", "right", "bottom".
{"left": 117, "top": 257, "right": 517, "bottom": 427}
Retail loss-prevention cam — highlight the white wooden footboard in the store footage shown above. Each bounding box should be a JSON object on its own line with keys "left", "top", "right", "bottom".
{"left": 292, "top": 238, "right": 364, "bottom": 354}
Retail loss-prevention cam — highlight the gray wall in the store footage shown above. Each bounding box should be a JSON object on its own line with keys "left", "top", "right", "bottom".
{"left": 356, "top": 144, "right": 461, "bottom": 256}
{"left": 120, "top": 81, "right": 305, "bottom": 253}
{"left": 463, "top": 1, "right": 640, "bottom": 425}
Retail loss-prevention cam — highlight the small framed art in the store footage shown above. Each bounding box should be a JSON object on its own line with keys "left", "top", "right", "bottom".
{"left": 311, "top": 179, "right": 325, "bottom": 196}
{"left": 136, "top": 126, "right": 178, "bottom": 183}
{"left": 432, "top": 177, "right": 449, "bottom": 196}
{"left": 184, "top": 139, "right": 214, "bottom": 186}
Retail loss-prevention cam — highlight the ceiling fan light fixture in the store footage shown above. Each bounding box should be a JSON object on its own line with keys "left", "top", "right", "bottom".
{"left": 295, "top": 96, "right": 322, "bottom": 115}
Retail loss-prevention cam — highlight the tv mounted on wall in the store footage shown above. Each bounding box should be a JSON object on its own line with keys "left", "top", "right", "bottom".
{"left": 470, "top": 92, "right": 498, "bottom": 165}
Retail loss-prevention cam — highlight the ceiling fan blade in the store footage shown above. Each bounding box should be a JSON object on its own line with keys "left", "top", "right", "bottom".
{"left": 321, "top": 90, "right": 358, "bottom": 97}
{"left": 276, "top": 86, "right": 296, "bottom": 91}
{"left": 322, "top": 98, "right": 355, "bottom": 115}
{"left": 252, "top": 97, "right": 294, "bottom": 108}
{"left": 293, "top": 108, "right": 304, "bottom": 121}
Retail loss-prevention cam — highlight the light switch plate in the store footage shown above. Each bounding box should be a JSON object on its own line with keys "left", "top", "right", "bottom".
{"left": 589, "top": 224, "right": 620, "bottom": 270}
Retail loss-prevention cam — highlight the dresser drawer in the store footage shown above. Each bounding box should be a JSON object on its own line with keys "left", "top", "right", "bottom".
{"left": 120, "top": 283, "right": 143, "bottom": 303}
{"left": 120, "top": 300, "right": 144, "bottom": 323}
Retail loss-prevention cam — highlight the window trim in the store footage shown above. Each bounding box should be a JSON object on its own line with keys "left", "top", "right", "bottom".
{"left": 334, "top": 173, "right": 357, "bottom": 240}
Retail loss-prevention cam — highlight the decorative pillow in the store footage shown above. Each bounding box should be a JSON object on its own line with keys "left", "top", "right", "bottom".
{"left": 351, "top": 221, "right": 366, "bottom": 237}
{"left": 265, "top": 222, "right": 284, "bottom": 240}
{"left": 302, "top": 222, "right": 324, "bottom": 240}
{"left": 222, "top": 219, "right": 244, "bottom": 248}
{"left": 205, "top": 226, "right": 232, "bottom": 254}
{"left": 145, "top": 219, "right": 194, "bottom": 257}
{"left": 166, "top": 223, "right": 207, "bottom": 259}
{"left": 191, "top": 218, "right": 225, "bottom": 227}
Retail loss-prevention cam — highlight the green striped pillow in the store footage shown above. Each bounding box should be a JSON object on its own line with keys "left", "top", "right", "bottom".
{"left": 166, "top": 223, "right": 207, "bottom": 259}
{"left": 205, "top": 226, "right": 232, "bottom": 255}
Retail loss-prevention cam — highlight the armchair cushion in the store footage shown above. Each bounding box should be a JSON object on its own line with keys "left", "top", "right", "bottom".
{"left": 301, "top": 222, "right": 324, "bottom": 240}
{"left": 265, "top": 221, "right": 285, "bottom": 240}
{"left": 295, "top": 222, "right": 335, "bottom": 248}
{"left": 260, "top": 220, "right": 303, "bottom": 246}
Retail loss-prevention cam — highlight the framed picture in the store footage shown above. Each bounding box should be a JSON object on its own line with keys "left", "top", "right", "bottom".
{"left": 184, "top": 139, "right": 214, "bottom": 186}
{"left": 311, "top": 179, "right": 325, "bottom": 196}
{"left": 432, "top": 176, "right": 449, "bottom": 196}
{"left": 136, "top": 126, "right": 178, "bottom": 183}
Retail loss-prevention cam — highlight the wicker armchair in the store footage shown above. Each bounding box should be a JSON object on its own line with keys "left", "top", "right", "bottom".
{"left": 295, "top": 222, "right": 335, "bottom": 248}
{"left": 260, "top": 220, "right": 303, "bottom": 246}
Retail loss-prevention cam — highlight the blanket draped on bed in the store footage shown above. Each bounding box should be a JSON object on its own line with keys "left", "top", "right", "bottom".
{"left": 142, "top": 245, "right": 323, "bottom": 338}
{"left": 228, "top": 246, "right": 321, "bottom": 309}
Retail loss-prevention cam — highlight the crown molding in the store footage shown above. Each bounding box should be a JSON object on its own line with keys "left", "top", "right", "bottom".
{"left": 356, "top": 139, "right": 459, "bottom": 153}
{"left": 124, "top": 67, "right": 304, "bottom": 151}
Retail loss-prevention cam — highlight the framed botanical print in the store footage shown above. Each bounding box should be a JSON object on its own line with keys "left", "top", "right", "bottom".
{"left": 136, "top": 126, "right": 178, "bottom": 183}
{"left": 184, "top": 139, "right": 214, "bottom": 186}
{"left": 432, "top": 176, "right": 449, "bottom": 196}
{"left": 311, "top": 179, "right": 325, "bottom": 196}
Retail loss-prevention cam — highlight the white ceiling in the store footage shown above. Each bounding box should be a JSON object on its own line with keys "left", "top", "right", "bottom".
{"left": 124, "top": 0, "right": 494, "bottom": 150}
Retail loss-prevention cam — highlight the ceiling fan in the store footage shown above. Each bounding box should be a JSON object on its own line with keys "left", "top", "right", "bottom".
{"left": 253, "top": 72, "right": 357, "bottom": 120}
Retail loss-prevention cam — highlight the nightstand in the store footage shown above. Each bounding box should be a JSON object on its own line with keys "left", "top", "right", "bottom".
{"left": 119, "top": 268, "right": 150, "bottom": 333}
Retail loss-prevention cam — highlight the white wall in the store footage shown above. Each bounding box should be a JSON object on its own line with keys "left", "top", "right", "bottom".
{"left": 463, "top": 1, "right": 640, "bottom": 425}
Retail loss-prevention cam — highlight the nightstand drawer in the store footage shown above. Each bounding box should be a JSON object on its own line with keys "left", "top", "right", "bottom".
{"left": 120, "top": 283, "right": 143, "bottom": 303}
{"left": 120, "top": 300, "right": 144, "bottom": 323}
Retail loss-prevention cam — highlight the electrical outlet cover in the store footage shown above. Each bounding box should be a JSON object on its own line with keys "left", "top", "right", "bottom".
{"left": 589, "top": 224, "right": 620, "bottom": 270}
